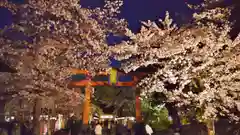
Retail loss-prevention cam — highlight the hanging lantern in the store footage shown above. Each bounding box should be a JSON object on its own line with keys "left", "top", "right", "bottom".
{"left": 109, "top": 68, "right": 117, "bottom": 84}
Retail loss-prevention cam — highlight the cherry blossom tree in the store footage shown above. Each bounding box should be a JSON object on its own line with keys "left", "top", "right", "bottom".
{"left": 115, "top": 2, "right": 240, "bottom": 134}
{"left": 0, "top": 1, "right": 128, "bottom": 134}
{"left": 0, "top": 1, "right": 240, "bottom": 135}
{"left": 0, "top": 0, "right": 127, "bottom": 115}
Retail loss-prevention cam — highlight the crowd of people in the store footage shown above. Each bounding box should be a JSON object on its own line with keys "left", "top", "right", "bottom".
{"left": 0, "top": 114, "right": 154, "bottom": 135}
{"left": 92, "top": 119, "right": 154, "bottom": 135}
{"left": 0, "top": 120, "right": 33, "bottom": 135}
{"left": 63, "top": 115, "right": 154, "bottom": 135}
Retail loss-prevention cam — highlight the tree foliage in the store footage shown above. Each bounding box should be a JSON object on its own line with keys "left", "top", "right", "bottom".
{"left": 125, "top": 8, "right": 240, "bottom": 121}
{"left": 0, "top": 0, "right": 126, "bottom": 111}
{"left": 141, "top": 97, "right": 171, "bottom": 130}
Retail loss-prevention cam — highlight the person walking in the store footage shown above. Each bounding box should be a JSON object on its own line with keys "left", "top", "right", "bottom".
{"left": 145, "top": 124, "right": 153, "bottom": 135}
{"left": 90, "top": 121, "right": 96, "bottom": 135}
{"left": 126, "top": 119, "right": 132, "bottom": 135}
{"left": 133, "top": 121, "right": 147, "bottom": 135}
{"left": 95, "top": 121, "right": 102, "bottom": 135}
{"left": 115, "top": 121, "right": 122, "bottom": 135}
{"left": 66, "top": 113, "right": 79, "bottom": 135}
{"left": 116, "top": 120, "right": 128, "bottom": 135}
{"left": 106, "top": 120, "right": 112, "bottom": 135}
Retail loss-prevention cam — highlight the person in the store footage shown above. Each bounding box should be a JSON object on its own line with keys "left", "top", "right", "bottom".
{"left": 127, "top": 119, "right": 132, "bottom": 135}
{"left": 106, "top": 120, "right": 112, "bottom": 135}
{"left": 115, "top": 121, "right": 122, "bottom": 135}
{"left": 145, "top": 124, "right": 153, "bottom": 135}
{"left": 12, "top": 122, "right": 20, "bottom": 135}
{"left": 116, "top": 120, "right": 128, "bottom": 135}
{"left": 53, "top": 129, "right": 69, "bottom": 135}
{"left": 95, "top": 121, "right": 102, "bottom": 135}
{"left": 133, "top": 121, "right": 147, "bottom": 135}
{"left": 20, "top": 121, "right": 32, "bottom": 135}
{"left": 111, "top": 121, "right": 116, "bottom": 135}
{"left": 90, "top": 121, "right": 96, "bottom": 135}
{"left": 65, "top": 113, "right": 80, "bottom": 135}
{"left": 103, "top": 120, "right": 108, "bottom": 134}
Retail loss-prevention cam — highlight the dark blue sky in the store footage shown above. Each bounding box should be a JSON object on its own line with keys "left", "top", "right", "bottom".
{"left": 0, "top": 0, "right": 205, "bottom": 30}
{"left": 81, "top": 0, "right": 202, "bottom": 32}
{"left": 0, "top": 7, "right": 13, "bottom": 29}
{"left": 1, "top": 0, "right": 236, "bottom": 32}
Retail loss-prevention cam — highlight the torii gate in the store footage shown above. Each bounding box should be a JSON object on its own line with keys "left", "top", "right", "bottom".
{"left": 70, "top": 68, "right": 147, "bottom": 125}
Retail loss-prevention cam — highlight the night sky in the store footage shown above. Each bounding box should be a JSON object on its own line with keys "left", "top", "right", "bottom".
{"left": 0, "top": 0, "right": 205, "bottom": 31}
{"left": 0, "top": 0, "right": 237, "bottom": 32}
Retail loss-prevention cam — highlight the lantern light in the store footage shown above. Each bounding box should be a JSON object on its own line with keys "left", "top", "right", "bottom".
{"left": 109, "top": 68, "right": 117, "bottom": 84}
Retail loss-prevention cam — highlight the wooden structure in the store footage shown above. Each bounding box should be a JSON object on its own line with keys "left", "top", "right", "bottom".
{"left": 70, "top": 69, "right": 147, "bottom": 124}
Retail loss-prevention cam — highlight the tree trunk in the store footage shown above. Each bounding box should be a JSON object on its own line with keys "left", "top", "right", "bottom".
{"left": 0, "top": 100, "right": 6, "bottom": 122}
{"left": 135, "top": 87, "right": 141, "bottom": 122}
{"left": 32, "top": 98, "right": 41, "bottom": 135}
{"left": 207, "top": 120, "right": 215, "bottom": 135}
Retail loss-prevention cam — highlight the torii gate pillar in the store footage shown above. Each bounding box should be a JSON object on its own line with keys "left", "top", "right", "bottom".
{"left": 135, "top": 88, "right": 141, "bottom": 122}
{"left": 83, "top": 83, "right": 92, "bottom": 125}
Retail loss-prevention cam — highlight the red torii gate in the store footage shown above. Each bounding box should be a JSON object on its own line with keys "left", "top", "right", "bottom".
{"left": 70, "top": 69, "right": 147, "bottom": 125}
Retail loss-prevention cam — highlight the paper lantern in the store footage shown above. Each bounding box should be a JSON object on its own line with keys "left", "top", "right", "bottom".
{"left": 109, "top": 68, "right": 117, "bottom": 84}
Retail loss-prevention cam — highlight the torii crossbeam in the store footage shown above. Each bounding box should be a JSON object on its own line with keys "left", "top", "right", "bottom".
{"left": 70, "top": 69, "right": 147, "bottom": 125}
